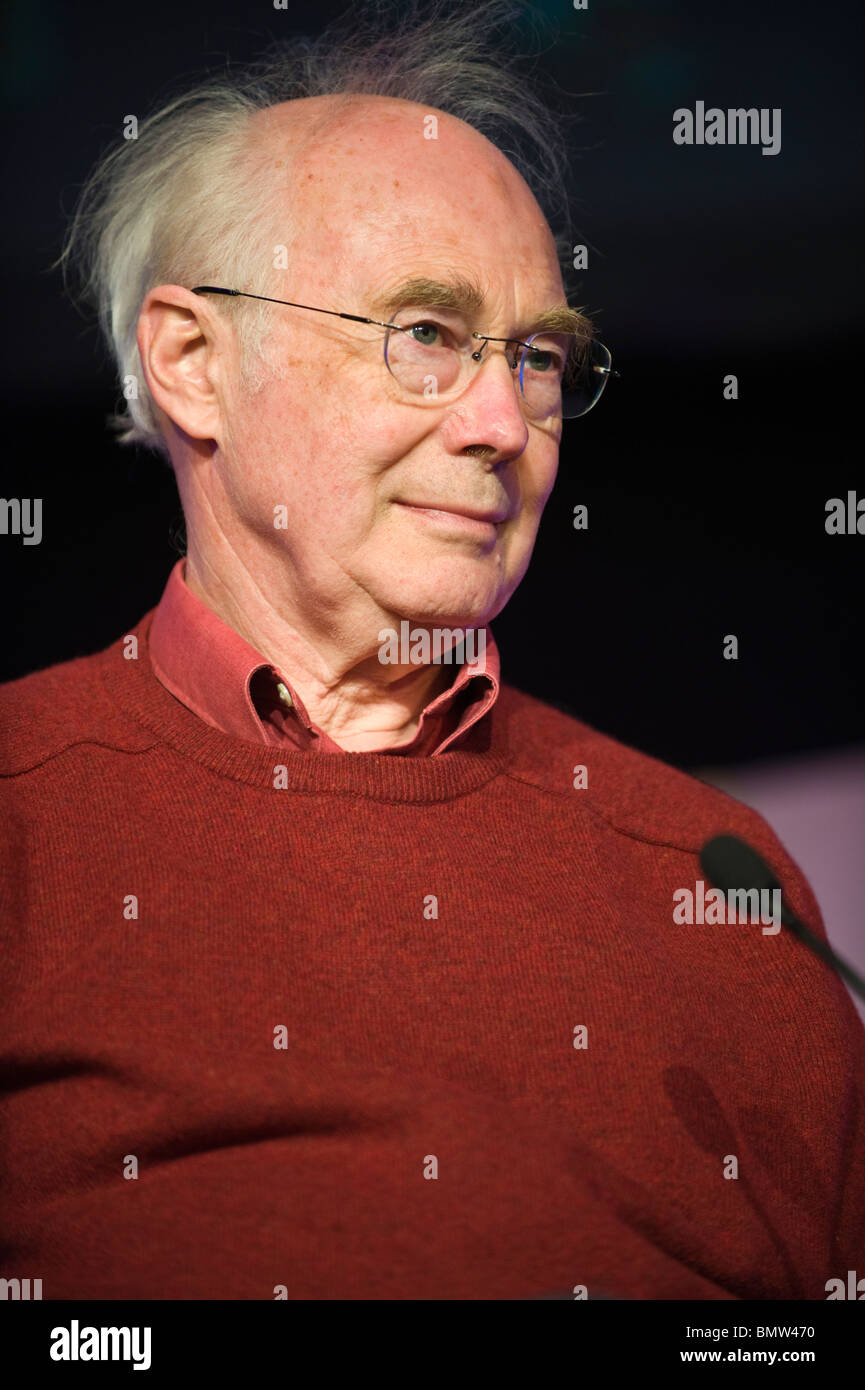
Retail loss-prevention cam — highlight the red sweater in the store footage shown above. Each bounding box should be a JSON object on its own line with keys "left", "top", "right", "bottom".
{"left": 1, "top": 611, "right": 863, "bottom": 1300}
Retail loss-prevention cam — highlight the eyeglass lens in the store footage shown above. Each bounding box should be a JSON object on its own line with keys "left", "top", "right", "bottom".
{"left": 383, "top": 309, "right": 610, "bottom": 419}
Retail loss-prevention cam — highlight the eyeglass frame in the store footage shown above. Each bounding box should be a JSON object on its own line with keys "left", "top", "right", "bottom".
{"left": 190, "top": 284, "right": 620, "bottom": 419}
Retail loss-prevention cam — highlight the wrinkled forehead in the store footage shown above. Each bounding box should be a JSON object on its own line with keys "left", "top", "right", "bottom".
{"left": 250, "top": 95, "right": 562, "bottom": 301}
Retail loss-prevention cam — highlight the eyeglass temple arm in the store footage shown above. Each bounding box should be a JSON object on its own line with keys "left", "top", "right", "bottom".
{"left": 191, "top": 286, "right": 385, "bottom": 329}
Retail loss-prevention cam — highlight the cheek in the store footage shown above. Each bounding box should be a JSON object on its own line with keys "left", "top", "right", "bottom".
{"left": 229, "top": 381, "right": 422, "bottom": 551}
{"left": 252, "top": 353, "right": 410, "bottom": 475}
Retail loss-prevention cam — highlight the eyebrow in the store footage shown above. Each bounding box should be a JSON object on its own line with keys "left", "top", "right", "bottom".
{"left": 369, "top": 275, "right": 592, "bottom": 338}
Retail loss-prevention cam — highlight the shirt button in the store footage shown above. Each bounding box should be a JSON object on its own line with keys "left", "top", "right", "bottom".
{"left": 276, "top": 682, "right": 293, "bottom": 709}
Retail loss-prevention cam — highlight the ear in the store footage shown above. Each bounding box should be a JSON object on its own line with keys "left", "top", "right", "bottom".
{"left": 137, "top": 286, "right": 227, "bottom": 443}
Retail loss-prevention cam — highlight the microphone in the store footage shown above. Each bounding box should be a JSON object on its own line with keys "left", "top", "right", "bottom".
{"left": 700, "top": 834, "right": 865, "bottom": 1003}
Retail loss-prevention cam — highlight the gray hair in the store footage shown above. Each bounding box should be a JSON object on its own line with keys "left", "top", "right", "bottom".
{"left": 57, "top": 0, "right": 584, "bottom": 456}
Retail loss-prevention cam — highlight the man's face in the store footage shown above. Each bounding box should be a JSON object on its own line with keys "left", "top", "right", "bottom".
{"left": 215, "top": 97, "right": 568, "bottom": 637}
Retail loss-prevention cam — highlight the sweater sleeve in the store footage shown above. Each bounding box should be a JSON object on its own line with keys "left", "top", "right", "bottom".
{"left": 737, "top": 810, "right": 865, "bottom": 1283}
{"left": 700, "top": 806, "right": 865, "bottom": 1289}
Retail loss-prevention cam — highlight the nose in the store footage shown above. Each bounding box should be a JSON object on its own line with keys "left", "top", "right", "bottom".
{"left": 448, "top": 343, "right": 530, "bottom": 460}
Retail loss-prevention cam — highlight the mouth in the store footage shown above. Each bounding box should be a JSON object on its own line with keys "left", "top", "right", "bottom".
{"left": 396, "top": 501, "right": 510, "bottom": 525}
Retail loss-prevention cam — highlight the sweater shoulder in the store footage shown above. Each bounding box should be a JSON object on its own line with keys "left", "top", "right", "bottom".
{"left": 498, "top": 683, "right": 790, "bottom": 856}
{"left": 0, "top": 634, "right": 156, "bottom": 776}
{"left": 497, "top": 681, "right": 840, "bottom": 978}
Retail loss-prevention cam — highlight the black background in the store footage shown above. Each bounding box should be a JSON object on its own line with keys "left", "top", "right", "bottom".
{"left": 1, "top": 0, "right": 862, "bottom": 768}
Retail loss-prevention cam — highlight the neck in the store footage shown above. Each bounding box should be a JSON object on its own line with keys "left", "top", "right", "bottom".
{"left": 183, "top": 548, "right": 454, "bottom": 752}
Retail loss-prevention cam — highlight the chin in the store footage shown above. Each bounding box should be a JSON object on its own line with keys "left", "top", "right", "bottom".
{"left": 366, "top": 550, "right": 516, "bottom": 628}
{"left": 381, "top": 584, "right": 505, "bottom": 629}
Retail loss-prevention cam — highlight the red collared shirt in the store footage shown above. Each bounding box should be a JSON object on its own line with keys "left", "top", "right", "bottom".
{"left": 148, "top": 559, "right": 500, "bottom": 756}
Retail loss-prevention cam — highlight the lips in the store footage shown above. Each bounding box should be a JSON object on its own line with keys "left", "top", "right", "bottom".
{"left": 397, "top": 502, "right": 510, "bottom": 524}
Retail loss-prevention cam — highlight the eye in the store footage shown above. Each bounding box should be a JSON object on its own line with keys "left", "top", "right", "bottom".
{"left": 405, "top": 320, "right": 449, "bottom": 348}
{"left": 524, "top": 345, "right": 564, "bottom": 375}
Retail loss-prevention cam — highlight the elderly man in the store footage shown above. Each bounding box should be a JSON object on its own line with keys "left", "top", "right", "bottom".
{"left": 1, "top": 5, "right": 863, "bottom": 1301}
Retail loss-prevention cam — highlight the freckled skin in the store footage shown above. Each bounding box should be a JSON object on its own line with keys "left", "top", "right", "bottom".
{"left": 138, "top": 94, "right": 568, "bottom": 746}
